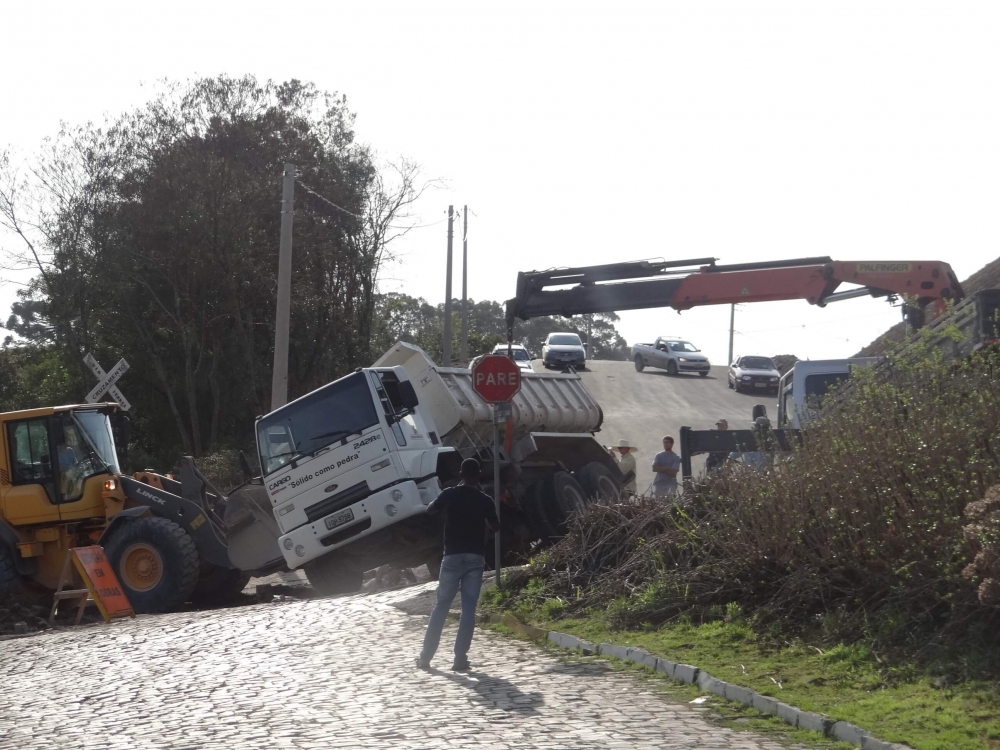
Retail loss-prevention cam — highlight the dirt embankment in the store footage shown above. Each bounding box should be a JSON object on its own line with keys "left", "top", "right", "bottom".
{"left": 856, "top": 255, "right": 1000, "bottom": 357}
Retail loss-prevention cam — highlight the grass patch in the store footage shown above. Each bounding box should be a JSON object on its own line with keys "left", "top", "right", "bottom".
{"left": 517, "top": 606, "right": 1000, "bottom": 750}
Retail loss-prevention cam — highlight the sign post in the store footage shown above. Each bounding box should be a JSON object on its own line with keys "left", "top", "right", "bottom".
{"left": 470, "top": 355, "right": 522, "bottom": 589}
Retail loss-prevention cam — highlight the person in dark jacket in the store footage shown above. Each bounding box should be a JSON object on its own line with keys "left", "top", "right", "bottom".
{"left": 417, "top": 458, "right": 500, "bottom": 672}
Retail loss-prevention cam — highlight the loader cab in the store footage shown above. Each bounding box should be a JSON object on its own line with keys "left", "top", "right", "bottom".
{"left": 0, "top": 405, "right": 121, "bottom": 527}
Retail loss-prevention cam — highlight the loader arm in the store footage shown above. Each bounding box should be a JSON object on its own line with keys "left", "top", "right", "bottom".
{"left": 505, "top": 256, "right": 963, "bottom": 337}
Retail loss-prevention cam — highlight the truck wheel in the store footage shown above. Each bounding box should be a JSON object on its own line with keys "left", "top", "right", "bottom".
{"left": 104, "top": 517, "right": 199, "bottom": 614}
{"left": 666, "top": 360, "right": 678, "bottom": 376}
{"left": 634, "top": 355, "right": 645, "bottom": 372}
{"left": 578, "top": 462, "right": 619, "bottom": 502}
{"left": 0, "top": 542, "right": 24, "bottom": 596}
{"left": 191, "top": 563, "right": 251, "bottom": 603}
{"left": 304, "top": 552, "right": 364, "bottom": 597}
{"left": 523, "top": 487, "right": 558, "bottom": 542}
{"left": 539, "top": 472, "right": 587, "bottom": 532}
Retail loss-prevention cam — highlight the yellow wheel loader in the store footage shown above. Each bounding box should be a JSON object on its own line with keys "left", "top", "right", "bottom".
{"left": 0, "top": 403, "right": 286, "bottom": 614}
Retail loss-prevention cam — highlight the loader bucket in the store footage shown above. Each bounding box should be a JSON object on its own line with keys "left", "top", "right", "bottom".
{"left": 224, "top": 480, "right": 286, "bottom": 574}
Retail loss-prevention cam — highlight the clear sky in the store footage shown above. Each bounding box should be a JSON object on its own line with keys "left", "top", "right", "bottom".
{"left": 2, "top": 1, "right": 997, "bottom": 364}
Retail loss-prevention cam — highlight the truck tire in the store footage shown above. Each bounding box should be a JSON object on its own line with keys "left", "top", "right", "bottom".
{"left": 0, "top": 542, "right": 23, "bottom": 596}
{"left": 634, "top": 355, "right": 645, "bottom": 372}
{"left": 191, "top": 563, "right": 251, "bottom": 604}
{"left": 666, "top": 360, "right": 678, "bottom": 376}
{"left": 539, "top": 472, "right": 587, "bottom": 532}
{"left": 523, "top": 487, "right": 558, "bottom": 542}
{"left": 304, "top": 552, "right": 364, "bottom": 597}
{"left": 104, "top": 517, "right": 200, "bottom": 614}
{"left": 578, "top": 462, "right": 619, "bottom": 502}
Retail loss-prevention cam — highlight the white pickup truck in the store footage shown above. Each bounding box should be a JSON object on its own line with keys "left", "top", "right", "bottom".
{"left": 224, "top": 342, "right": 623, "bottom": 595}
{"left": 631, "top": 336, "right": 711, "bottom": 376}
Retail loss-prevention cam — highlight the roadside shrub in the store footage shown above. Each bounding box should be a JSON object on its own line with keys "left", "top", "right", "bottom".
{"left": 962, "top": 484, "right": 1000, "bottom": 605}
{"left": 528, "top": 346, "right": 1000, "bottom": 667}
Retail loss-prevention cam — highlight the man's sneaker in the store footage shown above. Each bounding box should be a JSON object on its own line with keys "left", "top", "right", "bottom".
{"left": 415, "top": 656, "right": 431, "bottom": 670}
{"left": 451, "top": 659, "right": 472, "bottom": 672}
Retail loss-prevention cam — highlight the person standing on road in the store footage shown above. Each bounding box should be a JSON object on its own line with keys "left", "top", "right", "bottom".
{"left": 614, "top": 439, "right": 638, "bottom": 495}
{"left": 704, "top": 419, "right": 729, "bottom": 474}
{"left": 651, "top": 436, "right": 681, "bottom": 497}
{"left": 417, "top": 458, "right": 500, "bottom": 672}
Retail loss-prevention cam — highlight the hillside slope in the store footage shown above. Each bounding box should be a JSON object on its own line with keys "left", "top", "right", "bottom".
{"left": 855, "top": 256, "right": 1000, "bottom": 356}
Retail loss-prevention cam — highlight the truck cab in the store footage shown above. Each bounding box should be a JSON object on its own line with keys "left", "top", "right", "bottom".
{"left": 255, "top": 366, "right": 459, "bottom": 585}
{"left": 776, "top": 358, "right": 878, "bottom": 429}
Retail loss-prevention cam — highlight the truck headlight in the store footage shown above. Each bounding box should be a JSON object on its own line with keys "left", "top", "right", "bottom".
{"left": 295, "top": 545, "right": 306, "bottom": 557}
{"left": 283, "top": 538, "right": 294, "bottom": 550}
{"left": 385, "top": 504, "right": 397, "bottom": 517}
{"left": 391, "top": 489, "right": 403, "bottom": 501}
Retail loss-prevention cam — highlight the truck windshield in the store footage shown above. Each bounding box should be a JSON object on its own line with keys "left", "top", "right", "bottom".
{"left": 548, "top": 335, "right": 582, "bottom": 346}
{"left": 256, "top": 372, "right": 379, "bottom": 476}
{"left": 741, "top": 357, "right": 775, "bottom": 370}
{"left": 667, "top": 341, "right": 699, "bottom": 352}
{"left": 804, "top": 373, "right": 849, "bottom": 408}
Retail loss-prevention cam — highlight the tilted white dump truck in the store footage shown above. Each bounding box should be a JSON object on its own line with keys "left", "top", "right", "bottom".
{"left": 223, "top": 342, "right": 622, "bottom": 595}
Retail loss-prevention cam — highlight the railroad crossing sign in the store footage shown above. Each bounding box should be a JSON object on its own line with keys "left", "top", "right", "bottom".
{"left": 83, "top": 353, "right": 131, "bottom": 411}
{"left": 471, "top": 354, "right": 522, "bottom": 403}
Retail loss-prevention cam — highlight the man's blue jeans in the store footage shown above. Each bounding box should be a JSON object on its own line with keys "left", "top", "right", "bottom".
{"left": 419, "top": 553, "right": 485, "bottom": 665}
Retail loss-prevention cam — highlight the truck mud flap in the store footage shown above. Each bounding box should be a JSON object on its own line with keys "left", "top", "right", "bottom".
{"left": 223, "top": 482, "right": 285, "bottom": 574}
{"left": 120, "top": 475, "right": 233, "bottom": 569}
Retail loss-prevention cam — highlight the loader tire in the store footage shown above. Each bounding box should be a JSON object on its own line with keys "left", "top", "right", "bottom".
{"left": 578, "top": 462, "right": 619, "bottom": 503}
{"left": 0, "top": 542, "right": 24, "bottom": 596}
{"left": 304, "top": 552, "right": 364, "bottom": 597}
{"left": 634, "top": 355, "right": 645, "bottom": 372}
{"left": 104, "top": 517, "right": 199, "bottom": 614}
{"left": 191, "top": 562, "right": 251, "bottom": 604}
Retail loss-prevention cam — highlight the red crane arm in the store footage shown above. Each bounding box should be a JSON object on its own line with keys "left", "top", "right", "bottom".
{"left": 506, "top": 256, "right": 963, "bottom": 333}
{"left": 671, "top": 260, "right": 959, "bottom": 312}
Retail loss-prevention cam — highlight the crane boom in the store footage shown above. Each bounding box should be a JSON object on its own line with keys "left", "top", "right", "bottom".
{"left": 505, "top": 256, "right": 963, "bottom": 339}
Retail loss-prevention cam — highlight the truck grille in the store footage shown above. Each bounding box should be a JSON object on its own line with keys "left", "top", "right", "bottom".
{"left": 305, "top": 481, "right": 370, "bottom": 523}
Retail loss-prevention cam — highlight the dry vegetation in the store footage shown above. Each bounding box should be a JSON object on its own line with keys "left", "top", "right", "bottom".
{"left": 520, "top": 345, "right": 1000, "bottom": 673}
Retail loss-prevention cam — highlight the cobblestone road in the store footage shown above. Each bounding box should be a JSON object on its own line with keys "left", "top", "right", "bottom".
{"left": 0, "top": 582, "right": 802, "bottom": 749}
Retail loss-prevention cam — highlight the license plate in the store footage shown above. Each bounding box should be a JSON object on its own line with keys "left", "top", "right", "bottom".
{"left": 754, "top": 383, "right": 766, "bottom": 388}
{"left": 325, "top": 508, "right": 355, "bottom": 530}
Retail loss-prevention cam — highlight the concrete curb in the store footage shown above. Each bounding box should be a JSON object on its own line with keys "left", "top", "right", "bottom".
{"left": 534, "top": 624, "right": 914, "bottom": 750}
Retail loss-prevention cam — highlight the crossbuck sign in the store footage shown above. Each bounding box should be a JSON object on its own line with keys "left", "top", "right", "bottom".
{"left": 84, "top": 353, "right": 131, "bottom": 412}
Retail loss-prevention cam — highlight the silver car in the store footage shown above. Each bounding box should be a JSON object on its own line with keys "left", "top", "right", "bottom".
{"left": 729, "top": 355, "right": 781, "bottom": 394}
{"left": 542, "top": 332, "right": 586, "bottom": 369}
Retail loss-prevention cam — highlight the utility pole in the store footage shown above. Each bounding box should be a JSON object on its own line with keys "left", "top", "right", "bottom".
{"left": 443, "top": 206, "right": 454, "bottom": 366}
{"left": 587, "top": 315, "right": 593, "bottom": 358}
{"left": 460, "top": 205, "right": 469, "bottom": 362}
{"left": 727, "top": 303, "right": 735, "bottom": 365}
{"left": 271, "top": 163, "right": 295, "bottom": 411}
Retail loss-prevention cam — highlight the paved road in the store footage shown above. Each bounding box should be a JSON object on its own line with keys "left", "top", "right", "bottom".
{"left": 0, "top": 583, "right": 801, "bottom": 750}
{"left": 534, "top": 361, "right": 775, "bottom": 491}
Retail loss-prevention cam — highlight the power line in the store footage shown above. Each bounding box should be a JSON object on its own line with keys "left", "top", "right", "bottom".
{"left": 295, "top": 176, "right": 448, "bottom": 231}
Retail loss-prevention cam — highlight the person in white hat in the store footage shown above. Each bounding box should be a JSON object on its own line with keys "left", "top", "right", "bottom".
{"left": 614, "top": 439, "right": 638, "bottom": 495}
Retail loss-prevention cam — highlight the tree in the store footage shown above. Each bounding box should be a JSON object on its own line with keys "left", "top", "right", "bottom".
{"left": 0, "top": 76, "right": 427, "bottom": 462}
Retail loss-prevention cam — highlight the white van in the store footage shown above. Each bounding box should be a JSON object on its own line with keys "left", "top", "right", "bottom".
{"left": 776, "top": 358, "right": 879, "bottom": 429}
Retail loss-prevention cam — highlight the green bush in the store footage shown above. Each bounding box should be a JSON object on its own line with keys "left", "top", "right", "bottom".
{"left": 528, "top": 346, "right": 1000, "bottom": 672}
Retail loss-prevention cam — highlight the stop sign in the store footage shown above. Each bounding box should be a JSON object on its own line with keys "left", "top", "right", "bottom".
{"left": 471, "top": 354, "right": 522, "bottom": 403}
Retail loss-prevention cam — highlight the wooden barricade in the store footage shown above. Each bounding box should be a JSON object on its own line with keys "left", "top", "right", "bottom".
{"left": 48, "top": 546, "right": 135, "bottom": 626}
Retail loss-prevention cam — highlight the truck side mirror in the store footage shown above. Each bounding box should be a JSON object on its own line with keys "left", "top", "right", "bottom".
{"left": 398, "top": 380, "right": 419, "bottom": 410}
